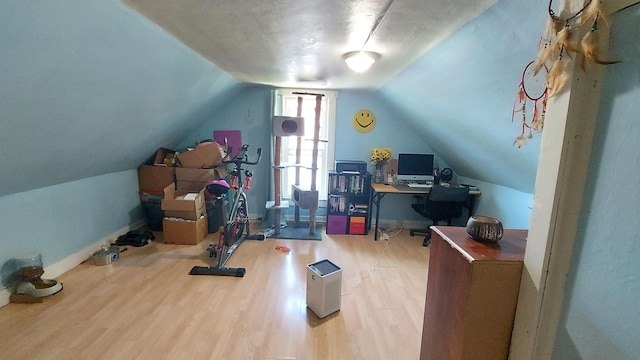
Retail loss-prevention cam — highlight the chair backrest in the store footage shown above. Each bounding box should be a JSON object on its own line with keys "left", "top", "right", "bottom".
{"left": 422, "top": 185, "right": 470, "bottom": 222}
{"left": 427, "top": 185, "right": 469, "bottom": 203}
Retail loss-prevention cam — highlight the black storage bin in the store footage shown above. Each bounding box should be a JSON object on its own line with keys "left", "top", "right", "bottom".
{"left": 140, "top": 192, "right": 164, "bottom": 231}
{"left": 206, "top": 196, "right": 226, "bottom": 233}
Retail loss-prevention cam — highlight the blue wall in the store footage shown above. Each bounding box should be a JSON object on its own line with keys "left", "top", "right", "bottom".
{"left": 0, "top": 171, "right": 142, "bottom": 287}
{"left": 180, "top": 87, "right": 533, "bottom": 227}
{"left": 553, "top": 6, "right": 640, "bottom": 359}
{"left": 334, "top": 90, "right": 439, "bottom": 223}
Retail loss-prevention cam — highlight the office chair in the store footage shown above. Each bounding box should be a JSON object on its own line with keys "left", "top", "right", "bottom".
{"left": 410, "top": 185, "right": 470, "bottom": 247}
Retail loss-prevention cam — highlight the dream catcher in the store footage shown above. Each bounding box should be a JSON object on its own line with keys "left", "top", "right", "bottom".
{"left": 512, "top": 0, "right": 620, "bottom": 147}
{"left": 534, "top": 0, "right": 619, "bottom": 97}
{"left": 513, "top": 61, "right": 548, "bottom": 148}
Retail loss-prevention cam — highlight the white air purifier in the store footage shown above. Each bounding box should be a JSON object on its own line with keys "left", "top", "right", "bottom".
{"left": 306, "top": 259, "right": 342, "bottom": 318}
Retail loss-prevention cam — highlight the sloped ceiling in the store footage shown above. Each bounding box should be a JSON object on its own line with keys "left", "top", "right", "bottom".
{"left": 0, "top": 1, "right": 242, "bottom": 196}
{"left": 380, "top": 0, "right": 545, "bottom": 192}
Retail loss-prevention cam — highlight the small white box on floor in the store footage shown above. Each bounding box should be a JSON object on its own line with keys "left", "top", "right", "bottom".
{"left": 306, "top": 259, "right": 342, "bottom": 318}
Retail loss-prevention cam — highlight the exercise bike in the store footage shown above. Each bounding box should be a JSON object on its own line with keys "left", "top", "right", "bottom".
{"left": 189, "top": 144, "right": 264, "bottom": 277}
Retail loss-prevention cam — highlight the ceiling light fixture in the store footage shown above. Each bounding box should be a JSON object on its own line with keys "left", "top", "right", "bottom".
{"left": 343, "top": 0, "right": 396, "bottom": 73}
{"left": 343, "top": 51, "right": 379, "bottom": 73}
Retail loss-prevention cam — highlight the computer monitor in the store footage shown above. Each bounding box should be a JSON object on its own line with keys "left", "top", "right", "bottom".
{"left": 397, "top": 153, "right": 435, "bottom": 182}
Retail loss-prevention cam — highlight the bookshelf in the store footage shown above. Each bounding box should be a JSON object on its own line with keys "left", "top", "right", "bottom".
{"left": 326, "top": 171, "right": 371, "bottom": 235}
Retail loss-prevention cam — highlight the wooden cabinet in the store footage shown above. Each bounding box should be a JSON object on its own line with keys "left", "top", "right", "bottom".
{"left": 326, "top": 172, "right": 371, "bottom": 234}
{"left": 420, "top": 226, "right": 527, "bottom": 360}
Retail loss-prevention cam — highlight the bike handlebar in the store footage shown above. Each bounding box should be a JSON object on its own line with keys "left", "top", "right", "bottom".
{"left": 223, "top": 145, "right": 262, "bottom": 166}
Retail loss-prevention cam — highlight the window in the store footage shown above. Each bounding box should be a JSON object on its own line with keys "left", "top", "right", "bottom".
{"left": 273, "top": 89, "right": 337, "bottom": 207}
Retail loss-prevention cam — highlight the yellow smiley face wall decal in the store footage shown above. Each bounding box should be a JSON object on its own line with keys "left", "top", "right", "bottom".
{"left": 352, "top": 109, "right": 376, "bottom": 133}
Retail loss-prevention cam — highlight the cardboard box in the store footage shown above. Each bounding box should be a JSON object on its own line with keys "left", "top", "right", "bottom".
{"left": 154, "top": 147, "right": 176, "bottom": 166}
{"left": 162, "top": 216, "right": 208, "bottom": 245}
{"left": 138, "top": 165, "right": 175, "bottom": 193}
{"left": 161, "top": 183, "right": 206, "bottom": 220}
{"left": 176, "top": 142, "right": 225, "bottom": 169}
{"left": 175, "top": 166, "right": 228, "bottom": 192}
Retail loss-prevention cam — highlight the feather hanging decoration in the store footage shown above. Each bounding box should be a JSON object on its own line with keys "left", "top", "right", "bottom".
{"left": 550, "top": 14, "right": 565, "bottom": 34}
{"left": 512, "top": 81, "right": 528, "bottom": 148}
{"left": 581, "top": 0, "right": 608, "bottom": 27}
{"left": 510, "top": 0, "right": 622, "bottom": 147}
{"left": 548, "top": 13, "right": 565, "bottom": 35}
{"left": 531, "top": 94, "right": 547, "bottom": 132}
{"left": 553, "top": 26, "right": 580, "bottom": 57}
{"left": 511, "top": 84, "right": 526, "bottom": 123}
{"left": 533, "top": 18, "right": 561, "bottom": 75}
{"left": 580, "top": 21, "right": 620, "bottom": 70}
{"left": 513, "top": 133, "right": 529, "bottom": 148}
{"left": 533, "top": 42, "right": 553, "bottom": 76}
{"left": 546, "top": 55, "right": 569, "bottom": 97}
{"left": 531, "top": 112, "right": 545, "bottom": 132}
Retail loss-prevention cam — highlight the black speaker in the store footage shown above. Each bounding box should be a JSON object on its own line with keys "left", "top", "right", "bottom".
{"left": 440, "top": 168, "right": 453, "bottom": 182}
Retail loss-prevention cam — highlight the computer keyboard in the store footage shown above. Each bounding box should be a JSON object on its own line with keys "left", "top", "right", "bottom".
{"left": 406, "top": 183, "right": 432, "bottom": 188}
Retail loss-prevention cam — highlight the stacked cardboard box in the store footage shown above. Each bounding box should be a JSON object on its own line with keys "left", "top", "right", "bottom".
{"left": 138, "top": 144, "right": 228, "bottom": 194}
{"left": 137, "top": 148, "right": 177, "bottom": 230}
{"left": 161, "top": 183, "right": 208, "bottom": 245}
{"left": 175, "top": 167, "right": 227, "bottom": 192}
{"left": 176, "top": 142, "right": 223, "bottom": 168}
{"left": 138, "top": 147, "right": 177, "bottom": 194}
{"left": 137, "top": 143, "right": 229, "bottom": 238}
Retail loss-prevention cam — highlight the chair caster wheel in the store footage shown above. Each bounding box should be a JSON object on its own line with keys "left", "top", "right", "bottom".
{"left": 423, "top": 238, "right": 431, "bottom": 247}
{"left": 410, "top": 230, "right": 416, "bottom": 236}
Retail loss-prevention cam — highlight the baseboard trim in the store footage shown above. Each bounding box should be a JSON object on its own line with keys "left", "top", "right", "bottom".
{"left": 0, "top": 220, "right": 145, "bottom": 308}
{"left": 254, "top": 215, "right": 426, "bottom": 231}
{"left": 373, "top": 219, "right": 426, "bottom": 230}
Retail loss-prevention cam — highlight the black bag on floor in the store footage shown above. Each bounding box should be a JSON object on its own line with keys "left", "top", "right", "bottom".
{"left": 114, "top": 230, "right": 155, "bottom": 247}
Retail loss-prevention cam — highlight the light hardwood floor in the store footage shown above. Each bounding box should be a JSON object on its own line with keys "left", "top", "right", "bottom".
{"left": 0, "top": 226, "right": 430, "bottom": 360}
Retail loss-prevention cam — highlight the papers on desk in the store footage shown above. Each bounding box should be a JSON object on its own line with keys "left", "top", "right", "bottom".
{"left": 396, "top": 182, "right": 480, "bottom": 192}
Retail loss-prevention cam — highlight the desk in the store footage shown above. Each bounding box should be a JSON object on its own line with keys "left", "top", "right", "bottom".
{"left": 369, "top": 183, "right": 481, "bottom": 241}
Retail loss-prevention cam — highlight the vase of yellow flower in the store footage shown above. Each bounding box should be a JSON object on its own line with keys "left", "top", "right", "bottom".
{"left": 370, "top": 148, "right": 392, "bottom": 183}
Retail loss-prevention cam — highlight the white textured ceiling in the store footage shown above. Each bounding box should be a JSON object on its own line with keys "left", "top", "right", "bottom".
{"left": 124, "top": 0, "right": 498, "bottom": 89}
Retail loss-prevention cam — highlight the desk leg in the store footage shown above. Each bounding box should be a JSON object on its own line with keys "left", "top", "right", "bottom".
{"left": 368, "top": 191, "right": 373, "bottom": 233}
{"left": 371, "top": 192, "right": 385, "bottom": 241}
{"left": 468, "top": 196, "right": 477, "bottom": 217}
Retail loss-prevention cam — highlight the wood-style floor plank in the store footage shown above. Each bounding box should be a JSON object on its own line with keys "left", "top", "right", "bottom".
{"left": 0, "top": 227, "right": 430, "bottom": 360}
